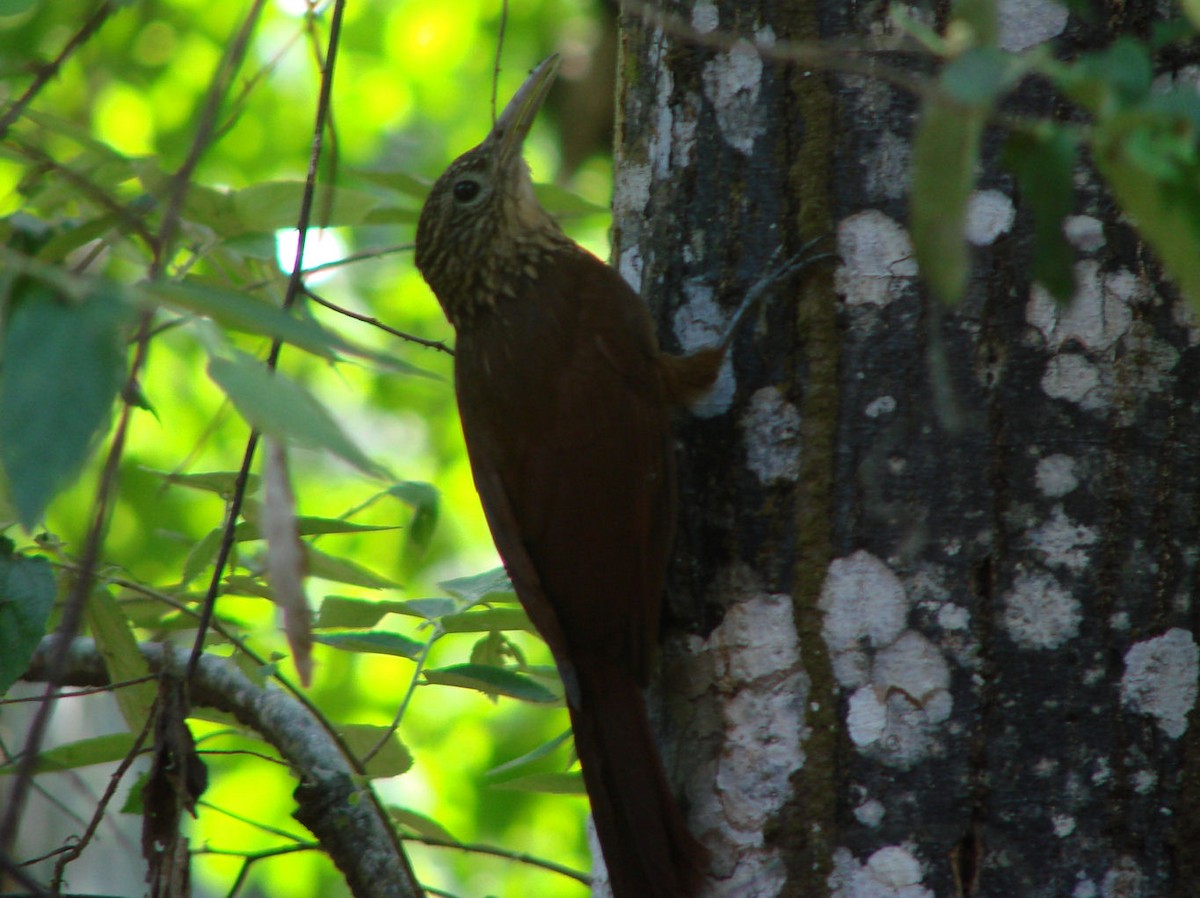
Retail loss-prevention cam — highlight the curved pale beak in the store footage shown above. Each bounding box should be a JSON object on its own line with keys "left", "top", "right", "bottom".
{"left": 490, "top": 54, "right": 561, "bottom": 169}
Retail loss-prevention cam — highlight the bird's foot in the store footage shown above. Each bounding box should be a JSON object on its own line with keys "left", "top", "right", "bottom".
{"left": 722, "top": 235, "right": 837, "bottom": 346}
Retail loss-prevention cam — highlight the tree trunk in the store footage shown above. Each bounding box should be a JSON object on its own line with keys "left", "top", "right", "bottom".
{"left": 613, "top": 2, "right": 1200, "bottom": 897}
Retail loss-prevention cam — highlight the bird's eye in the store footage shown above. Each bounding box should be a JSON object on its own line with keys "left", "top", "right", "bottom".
{"left": 453, "top": 178, "right": 482, "bottom": 204}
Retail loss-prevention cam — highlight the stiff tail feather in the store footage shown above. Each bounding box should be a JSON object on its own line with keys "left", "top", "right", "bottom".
{"left": 567, "top": 653, "right": 709, "bottom": 898}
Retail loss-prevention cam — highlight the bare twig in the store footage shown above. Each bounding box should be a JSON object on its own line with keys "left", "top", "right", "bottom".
{"left": 0, "top": 675, "right": 157, "bottom": 705}
{"left": 409, "top": 834, "right": 590, "bottom": 885}
{"left": 184, "top": 0, "right": 348, "bottom": 682}
{"left": 0, "top": 1, "right": 117, "bottom": 141}
{"left": 491, "top": 0, "right": 510, "bottom": 124}
{"left": 152, "top": 0, "right": 269, "bottom": 278}
{"left": 305, "top": 287, "right": 454, "bottom": 354}
{"left": 49, "top": 706, "right": 157, "bottom": 890}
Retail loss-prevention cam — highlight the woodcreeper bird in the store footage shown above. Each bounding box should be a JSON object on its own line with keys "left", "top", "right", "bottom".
{"left": 416, "top": 54, "right": 816, "bottom": 898}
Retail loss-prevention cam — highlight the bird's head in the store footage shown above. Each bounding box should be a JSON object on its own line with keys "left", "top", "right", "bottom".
{"left": 415, "top": 54, "right": 563, "bottom": 323}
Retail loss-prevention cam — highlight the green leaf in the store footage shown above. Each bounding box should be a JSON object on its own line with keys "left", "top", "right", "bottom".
{"left": 0, "top": 0, "right": 39, "bottom": 15}
{"left": 145, "top": 469, "right": 261, "bottom": 498}
{"left": 84, "top": 589, "right": 156, "bottom": 733}
{"left": 235, "top": 516, "right": 399, "bottom": 541}
{"left": 438, "top": 568, "right": 516, "bottom": 606}
{"left": 491, "top": 772, "right": 585, "bottom": 794}
{"left": 338, "top": 724, "right": 413, "bottom": 778}
{"left": 232, "top": 182, "right": 381, "bottom": 232}
{"left": 393, "top": 597, "right": 460, "bottom": 620}
{"left": 1063, "top": 38, "right": 1153, "bottom": 112}
{"left": 0, "top": 537, "right": 56, "bottom": 696}
{"left": 440, "top": 608, "right": 533, "bottom": 634}
{"left": 350, "top": 168, "right": 431, "bottom": 200}
{"left": 485, "top": 729, "right": 572, "bottom": 780}
{"left": 0, "top": 283, "right": 130, "bottom": 527}
{"left": 910, "top": 93, "right": 985, "bottom": 303}
{"left": 941, "top": 47, "right": 1019, "bottom": 106}
{"left": 362, "top": 206, "right": 421, "bottom": 225}
{"left": 207, "top": 350, "right": 385, "bottom": 477}
{"left": 313, "top": 630, "right": 425, "bottom": 659}
{"left": 182, "top": 527, "right": 224, "bottom": 586}
{"left": 318, "top": 596, "right": 395, "bottom": 628}
{"left": 0, "top": 733, "right": 138, "bottom": 775}
{"left": 388, "top": 806, "right": 457, "bottom": 842}
{"left": 316, "top": 595, "right": 422, "bottom": 628}
{"left": 1092, "top": 120, "right": 1200, "bottom": 307}
{"left": 533, "top": 183, "right": 609, "bottom": 217}
{"left": 950, "top": 0, "right": 998, "bottom": 46}
{"left": 390, "top": 482, "right": 439, "bottom": 566}
{"left": 121, "top": 770, "right": 149, "bottom": 814}
{"left": 1003, "top": 126, "right": 1078, "bottom": 301}
{"left": 305, "top": 545, "right": 398, "bottom": 588}
{"left": 423, "top": 663, "right": 558, "bottom": 703}
{"left": 143, "top": 281, "right": 340, "bottom": 359}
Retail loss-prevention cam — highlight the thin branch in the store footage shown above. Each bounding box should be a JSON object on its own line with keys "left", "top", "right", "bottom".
{"left": 363, "top": 635, "right": 435, "bottom": 765}
{"left": 411, "top": 834, "right": 590, "bottom": 885}
{"left": 0, "top": 1, "right": 117, "bottom": 141}
{"left": 0, "top": 849, "right": 52, "bottom": 897}
{"left": 6, "top": 138, "right": 159, "bottom": 252}
{"left": 49, "top": 705, "right": 157, "bottom": 891}
{"left": 198, "top": 800, "right": 310, "bottom": 843}
{"left": 305, "top": 287, "right": 454, "bottom": 354}
{"left": 490, "top": 0, "right": 510, "bottom": 125}
{"left": 152, "top": 0, "right": 269, "bottom": 277}
{"left": 0, "top": 675, "right": 157, "bottom": 705}
{"left": 186, "top": 0, "right": 347, "bottom": 684}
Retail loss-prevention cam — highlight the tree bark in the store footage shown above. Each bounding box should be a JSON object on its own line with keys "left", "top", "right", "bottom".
{"left": 614, "top": 2, "right": 1200, "bottom": 897}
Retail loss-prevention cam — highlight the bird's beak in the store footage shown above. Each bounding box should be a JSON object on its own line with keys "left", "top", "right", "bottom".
{"left": 491, "top": 54, "right": 561, "bottom": 169}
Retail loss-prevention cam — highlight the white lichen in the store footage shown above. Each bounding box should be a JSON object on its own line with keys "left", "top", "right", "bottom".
{"left": 865, "top": 395, "right": 897, "bottom": 418}
{"left": 1041, "top": 354, "right": 1109, "bottom": 412}
{"left": 1064, "top": 215, "right": 1106, "bottom": 253}
{"left": 691, "top": 0, "right": 719, "bottom": 33}
{"left": 1003, "top": 568, "right": 1082, "bottom": 650}
{"left": 998, "top": 0, "right": 1069, "bottom": 52}
{"left": 673, "top": 280, "right": 736, "bottom": 418}
{"left": 681, "top": 579, "right": 808, "bottom": 894}
{"left": 1121, "top": 628, "right": 1199, "bottom": 739}
{"left": 828, "top": 846, "right": 933, "bottom": 898}
{"left": 965, "top": 189, "right": 1015, "bottom": 246}
{"left": 854, "top": 798, "right": 885, "bottom": 828}
{"left": 872, "top": 630, "right": 952, "bottom": 708}
{"left": 836, "top": 210, "right": 918, "bottom": 308}
{"left": 1028, "top": 505, "right": 1098, "bottom": 572}
{"left": 741, "top": 386, "right": 802, "bottom": 483}
{"left": 863, "top": 130, "right": 911, "bottom": 201}
{"left": 701, "top": 39, "right": 764, "bottom": 154}
{"left": 1035, "top": 454, "right": 1079, "bottom": 498}
{"left": 1027, "top": 261, "right": 1134, "bottom": 352}
{"left": 820, "top": 550, "right": 909, "bottom": 685}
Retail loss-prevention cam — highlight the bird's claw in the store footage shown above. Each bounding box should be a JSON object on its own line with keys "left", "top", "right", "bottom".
{"left": 723, "top": 235, "right": 837, "bottom": 345}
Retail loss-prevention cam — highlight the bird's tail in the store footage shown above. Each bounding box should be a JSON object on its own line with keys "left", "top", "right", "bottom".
{"left": 567, "top": 653, "right": 709, "bottom": 898}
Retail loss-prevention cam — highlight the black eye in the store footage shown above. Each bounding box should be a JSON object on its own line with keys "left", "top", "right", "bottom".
{"left": 453, "top": 178, "right": 481, "bottom": 203}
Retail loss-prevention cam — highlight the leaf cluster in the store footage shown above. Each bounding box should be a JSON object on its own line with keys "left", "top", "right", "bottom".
{"left": 910, "top": 1, "right": 1200, "bottom": 307}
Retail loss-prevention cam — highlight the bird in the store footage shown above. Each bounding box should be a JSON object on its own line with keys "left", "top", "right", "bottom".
{"left": 415, "top": 53, "right": 823, "bottom": 898}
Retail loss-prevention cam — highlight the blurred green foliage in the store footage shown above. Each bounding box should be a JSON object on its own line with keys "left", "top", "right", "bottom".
{"left": 0, "top": 0, "right": 615, "bottom": 895}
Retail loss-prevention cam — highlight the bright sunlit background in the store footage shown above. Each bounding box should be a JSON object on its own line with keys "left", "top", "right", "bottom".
{"left": 0, "top": 0, "right": 617, "bottom": 895}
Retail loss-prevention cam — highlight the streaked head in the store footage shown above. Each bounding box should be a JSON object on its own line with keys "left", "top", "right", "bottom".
{"left": 415, "top": 55, "right": 562, "bottom": 320}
